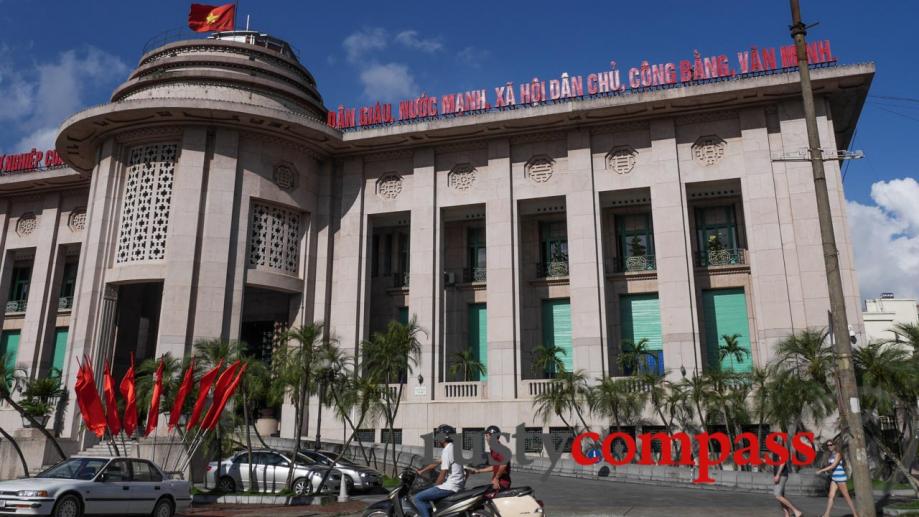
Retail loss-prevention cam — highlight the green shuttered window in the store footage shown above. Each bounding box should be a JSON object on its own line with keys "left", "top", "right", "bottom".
{"left": 0, "top": 330, "right": 20, "bottom": 372}
{"left": 541, "top": 299, "right": 572, "bottom": 373}
{"left": 701, "top": 288, "right": 752, "bottom": 372}
{"left": 52, "top": 327, "right": 69, "bottom": 376}
{"left": 468, "top": 304, "right": 487, "bottom": 381}
{"left": 619, "top": 293, "right": 664, "bottom": 375}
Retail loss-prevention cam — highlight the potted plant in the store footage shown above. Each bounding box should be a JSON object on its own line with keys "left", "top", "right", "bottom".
{"left": 19, "top": 376, "right": 64, "bottom": 429}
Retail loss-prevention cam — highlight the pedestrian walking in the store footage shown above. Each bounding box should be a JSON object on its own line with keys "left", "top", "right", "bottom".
{"left": 771, "top": 453, "right": 802, "bottom": 517}
{"left": 816, "top": 439, "right": 859, "bottom": 517}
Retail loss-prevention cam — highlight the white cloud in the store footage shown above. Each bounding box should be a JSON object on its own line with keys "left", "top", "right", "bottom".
{"left": 457, "top": 46, "right": 490, "bottom": 68}
{"left": 359, "top": 62, "right": 418, "bottom": 102}
{"left": 395, "top": 30, "right": 442, "bottom": 53}
{"left": 343, "top": 28, "right": 388, "bottom": 63}
{"left": 0, "top": 46, "right": 128, "bottom": 152}
{"left": 847, "top": 177, "right": 919, "bottom": 301}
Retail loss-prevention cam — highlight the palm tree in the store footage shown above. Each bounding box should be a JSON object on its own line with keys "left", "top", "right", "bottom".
{"left": 448, "top": 349, "right": 486, "bottom": 382}
{"left": 718, "top": 334, "right": 748, "bottom": 371}
{"left": 770, "top": 329, "right": 837, "bottom": 439}
{"left": 888, "top": 321, "right": 919, "bottom": 350}
{"left": 618, "top": 338, "right": 656, "bottom": 376}
{"left": 235, "top": 357, "right": 272, "bottom": 492}
{"left": 853, "top": 341, "right": 919, "bottom": 496}
{"left": 0, "top": 356, "right": 29, "bottom": 475}
{"left": 532, "top": 369, "right": 592, "bottom": 440}
{"left": 0, "top": 354, "right": 66, "bottom": 461}
{"left": 774, "top": 328, "right": 835, "bottom": 393}
{"left": 679, "top": 373, "right": 715, "bottom": 434}
{"left": 748, "top": 366, "right": 772, "bottom": 451}
{"left": 589, "top": 376, "right": 645, "bottom": 434}
{"left": 362, "top": 317, "right": 424, "bottom": 475}
{"left": 136, "top": 353, "right": 191, "bottom": 426}
{"left": 271, "top": 323, "right": 324, "bottom": 487}
{"left": 530, "top": 343, "right": 566, "bottom": 379}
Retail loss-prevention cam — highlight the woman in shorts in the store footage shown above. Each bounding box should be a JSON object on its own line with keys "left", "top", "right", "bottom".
{"left": 816, "top": 440, "right": 859, "bottom": 517}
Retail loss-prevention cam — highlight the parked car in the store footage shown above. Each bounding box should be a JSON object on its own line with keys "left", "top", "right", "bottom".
{"left": 0, "top": 456, "right": 190, "bottom": 517}
{"left": 297, "top": 450, "right": 381, "bottom": 491}
{"left": 205, "top": 449, "right": 341, "bottom": 496}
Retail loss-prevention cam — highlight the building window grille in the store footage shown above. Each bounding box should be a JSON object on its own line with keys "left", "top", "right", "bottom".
{"left": 548, "top": 426, "right": 574, "bottom": 453}
{"left": 615, "top": 213, "right": 656, "bottom": 272}
{"left": 116, "top": 143, "right": 178, "bottom": 263}
{"left": 523, "top": 427, "right": 544, "bottom": 454}
{"left": 538, "top": 221, "right": 568, "bottom": 278}
{"left": 381, "top": 428, "right": 402, "bottom": 446}
{"left": 462, "top": 428, "right": 485, "bottom": 452}
{"left": 466, "top": 227, "right": 486, "bottom": 282}
{"left": 355, "top": 429, "right": 376, "bottom": 444}
{"left": 248, "top": 202, "right": 301, "bottom": 275}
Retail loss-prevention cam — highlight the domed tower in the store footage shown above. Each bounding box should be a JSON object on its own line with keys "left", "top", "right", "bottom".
{"left": 56, "top": 31, "right": 340, "bottom": 440}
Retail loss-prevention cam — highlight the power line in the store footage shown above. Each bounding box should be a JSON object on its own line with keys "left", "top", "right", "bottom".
{"left": 868, "top": 94, "right": 919, "bottom": 104}
{"left": 871, "top": 104, "right": 919, "bottom": 124}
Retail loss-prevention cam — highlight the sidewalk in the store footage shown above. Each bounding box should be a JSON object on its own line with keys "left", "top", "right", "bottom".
{"left": 177, "top": 500, "right": 367, "bottom": 517}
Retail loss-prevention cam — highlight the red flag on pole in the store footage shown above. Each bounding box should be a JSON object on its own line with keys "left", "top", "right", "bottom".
{"left": 120, "top": 354, "right": 137, "bottom": 437}
{"left": 200, "top": 360, "right": 241, "bottom": 430}
{"left": 168, "top": 359, "right": 195, "bottom": 431}
{"left": 145, "top": 358, "right": 165, "bottom": 437}
{"left": 185, "top": 360, "right": 222, "bottom": 431}
{"left": 187, "top": 3, "right": 235, "bottom": 33}
{"left": 74, "top": 358, "right": 108, "bottom": 438}
{"left": 102, "top": 361, "right": 121, "bottom": 436}
{"left": 205, "top": 363, "right": 247, "bottom": 430}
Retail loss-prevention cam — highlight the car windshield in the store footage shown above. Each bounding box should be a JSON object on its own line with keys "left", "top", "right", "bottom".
{"left": 37, "top": 458, "right": 109, "bottom": 480}
{"left": 295, "top": 453, "right": 323, "bottom": 465}
{"left": 321, "top": 453, "right": 358, "bottom": 467}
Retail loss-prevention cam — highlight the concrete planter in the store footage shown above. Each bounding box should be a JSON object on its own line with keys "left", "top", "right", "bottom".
{"left": 255, "top": 417, "right": 279, "bottom": 437}
{"left": 191, "top": 493, "right": 334, "bottom": 506}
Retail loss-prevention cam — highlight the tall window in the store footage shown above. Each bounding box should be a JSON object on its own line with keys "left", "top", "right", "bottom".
{"left": 398, "top": 232, "right": 409, "bottom": 274}
{"left": 695, "top": 206, "right": 738, "bottom": 253}
{"left": 617, "top": 213, "right": 654, "bottom": 271}
{"left": 7, "top": 263, "right": 31, "bottom": 313}
{"left": 539, "top": 221, "right": 568, "bottom": 276}
{"left": 467, "top": 227, "right": 486, "bottom": 275}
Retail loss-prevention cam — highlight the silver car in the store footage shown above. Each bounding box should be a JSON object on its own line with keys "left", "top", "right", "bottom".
{"left": 297, "top": 450, "right": 381, "bottom": 491}
{"left": 0, "top": 456, "right": 190, "bottom": 517}
{"left": 206, "top": 449, "right": 341, "bottom": 496}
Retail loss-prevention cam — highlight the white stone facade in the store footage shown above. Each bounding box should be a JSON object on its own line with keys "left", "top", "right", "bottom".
{"left": 0, "top": 32, "right": 873, "bottom": 450}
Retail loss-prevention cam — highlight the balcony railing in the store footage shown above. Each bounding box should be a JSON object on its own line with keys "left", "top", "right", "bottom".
{"left": 58, "top": 296, "right": 74, "bottom": 311}
{"left": 696, "top": 248, "right": 747, "bottom": 267}
{"left": 612, "top": 254, "right": 657, "bottom": 273}
{"left": 462, "top": 267, "right": 487, "bottom": 283}
{"left": 5, "top": 299, "right": 27, "bottom": 314}
{"left": 440, "top": 381, "right": 485, "bottom": 399}
{"left": 392, "top": 272, "right": 410, "bottom": 288}
{"left": 536, "top": 260, "right": 569, "bottom": 278}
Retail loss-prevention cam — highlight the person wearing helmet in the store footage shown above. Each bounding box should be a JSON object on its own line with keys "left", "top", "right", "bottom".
{"left": 475, "top": 425, "right": 511, "bottom": 490}
{"left": 415, "top": 424, "right": 465, "bottom": 517}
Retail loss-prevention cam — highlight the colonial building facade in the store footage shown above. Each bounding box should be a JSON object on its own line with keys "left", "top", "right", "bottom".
{"left": 0, "top": 32, "right": 872, "bottom": 449}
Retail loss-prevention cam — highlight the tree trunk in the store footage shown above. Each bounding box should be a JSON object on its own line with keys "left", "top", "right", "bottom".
{"left": 3, "top": 395, "right": 65, "bottom": 461}
{"left": 871, "top": 435, "right": 919, "bottom": 498}
{"left": 315, "top": 383, "right": 324, "bottom": 451}
{"left": 0, "top": 426, "right": 29, "bottom": 478}
{"left": 242, "top": 391, "right": 256, "bottom": 492}
{"left": 390, "top": 383, "right": 404, "bottom": 476}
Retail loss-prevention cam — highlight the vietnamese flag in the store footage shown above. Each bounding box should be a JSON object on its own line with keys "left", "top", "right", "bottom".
{"left": 145, "top": 358, "right": 165, "bottom": 437}
{"left": 168, "top": 359, "right": 195, "bottom": 431}
{"left": 205, "top": 363, "right": 247, "bottom": 430}
{"left": 120, "top": 354, "right": 137, "bottom": 437}
{"left": 185, "top": 360, "right": 222, "bottom": 431}
{"left": 74, "top": 358, "right": 108, "bottom": 439}
{"left": 200, "top": 360, "right": 241, "bottom": 430}
{"left": 102, "top": 361, "right": 121, "bottom": 436}
{"left": 188, "top": 3, "right": 235, "bottom": 33}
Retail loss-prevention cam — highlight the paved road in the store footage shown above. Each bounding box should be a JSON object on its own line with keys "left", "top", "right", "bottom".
{"left": 180, "top": 470, "right": 882, "bottom": 517}
{"left": 491, "top": 470, "right": 862, "bottom": 516}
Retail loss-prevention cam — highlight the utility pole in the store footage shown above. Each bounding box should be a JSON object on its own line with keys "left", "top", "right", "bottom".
{"left": 788, "top": 1, "right": 875, "bottom": 516}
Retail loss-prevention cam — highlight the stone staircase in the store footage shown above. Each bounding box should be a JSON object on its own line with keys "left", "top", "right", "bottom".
{"left": 78, "top": 438, "right": 139, "bottom": 458}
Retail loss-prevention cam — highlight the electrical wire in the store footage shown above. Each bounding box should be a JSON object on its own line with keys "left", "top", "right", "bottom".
{"left": 868, "top": 95, "right": 919, "bottom": 104}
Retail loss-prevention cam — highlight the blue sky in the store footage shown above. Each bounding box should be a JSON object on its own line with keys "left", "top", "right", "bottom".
{"left": 0, "top": 0, "right": 916, "bottom": 300}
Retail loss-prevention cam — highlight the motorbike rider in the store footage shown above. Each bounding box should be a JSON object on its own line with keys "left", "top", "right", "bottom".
{"left": 475, "top": 425, "right": 511, "bottom": 490}
{"left": 415, "top": 424, "right": 466, "bottom": 517}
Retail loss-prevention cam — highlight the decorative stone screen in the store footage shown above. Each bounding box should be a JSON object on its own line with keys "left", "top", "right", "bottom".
{"left": 248, "top": 201, "right": 301, "bottom": 274}
{"left": 116, "top": 143, "right": 178, "bottom": 263}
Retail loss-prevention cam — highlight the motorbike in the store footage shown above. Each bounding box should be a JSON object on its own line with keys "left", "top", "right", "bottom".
{"left": 362, "top": 468, "right": 546, "bottom": 517}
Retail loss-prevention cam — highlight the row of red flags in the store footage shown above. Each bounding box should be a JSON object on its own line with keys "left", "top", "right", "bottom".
{"left": 74, "top": 355, "right": 247, "bottom": 439}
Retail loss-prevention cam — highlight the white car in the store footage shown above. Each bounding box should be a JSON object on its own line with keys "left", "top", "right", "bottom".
{"left": 205, "top": 449, "right": 341, "bottom": 496}
{"left": 0, "top": 456, "right": 191, "bottom": 517}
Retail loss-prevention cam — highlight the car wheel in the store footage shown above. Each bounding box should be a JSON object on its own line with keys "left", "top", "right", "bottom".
{"left": 292, "top": 477, "right": 312, "bottom": 496}
{"left": 217, "top": 475, "right": 236, "bottom": 493}
{"left": 52, "top": 494, "right": 82, "bottom": 517}
{"left": 151, "top": 498, "right": 174, "bottom": 517}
